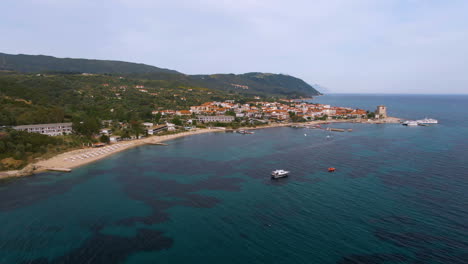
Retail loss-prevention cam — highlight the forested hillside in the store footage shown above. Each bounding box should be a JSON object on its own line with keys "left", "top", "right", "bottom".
{"left": 0, "top": 52, "right": 321, "bottom": 97}
{"left": 0, "top": 53, "right": 179, "bottom": 74}
{"left": 0, "top": 73, "right": 242, "bottom": 126}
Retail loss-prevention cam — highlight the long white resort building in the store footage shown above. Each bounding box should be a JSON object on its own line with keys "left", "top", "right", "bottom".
{"left": 13, "top": 123, "right": 73, "bottom": 136}
{"left": 197, "top": 115, "right": 235, "bottom": 123}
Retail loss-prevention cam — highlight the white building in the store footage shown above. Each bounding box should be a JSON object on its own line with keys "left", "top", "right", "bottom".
{"left": 100, "top": 128, "right": 112, "bottom": 135}
{"left": 142, "top": 122, "right": 154, "bottom": 128}
{"left": 166, "top": 123, "right": 176, "bottom": 131}
{"left": 13, "top": 123, "right": 73, "bottom": 136}
{"left": 197, "top": 115, "right": 235, "bottom": 123}
{"left": 146, "top": 124, "right": 168, "bottom": 135}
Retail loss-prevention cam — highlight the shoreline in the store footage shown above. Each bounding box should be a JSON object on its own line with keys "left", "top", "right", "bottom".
{"left": 0, "top": 117, "right": 400, "bottom": 180}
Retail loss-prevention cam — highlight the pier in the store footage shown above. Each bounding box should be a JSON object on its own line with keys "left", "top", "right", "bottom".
{"left": 47, "top": 168, "right": 72, "bottom": 172}
{"left": 326, "top": 128, "right": 346, "bottom": 132}
{"left": 149, "top": 142, "right": 168, "bottom": 146}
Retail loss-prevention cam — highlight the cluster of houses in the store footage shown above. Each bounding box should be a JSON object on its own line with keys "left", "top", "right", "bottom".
{"left": 10, "top": 100, "right": 385, "bottom": 138}
{"left": 152, "top": 100, "right": 371, "bottom": 122}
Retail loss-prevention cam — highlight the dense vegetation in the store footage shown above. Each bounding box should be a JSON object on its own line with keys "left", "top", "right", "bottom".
{"left": 0, "top": 130, "right": 84, "bottom": 170}
{"left": 124, "top": 72, "right": 321, "bottom": 98}
{"left": 0, "top": 73, "right": 243, "bottom": 126}
{"left": 0, "top": 52, "right": 179, "bottom": 74}
{"left": 0, "top": 52, "right": 321, "bottom": 97}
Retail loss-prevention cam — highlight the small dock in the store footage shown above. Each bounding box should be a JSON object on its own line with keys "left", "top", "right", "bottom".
{"left": 149, "top": 142, "right": 168, "bottom": 146}
{"left": 326, "top": 128, "right": 346, "bottom": 132}
{"left": 47, "top": 168, "right": 72, "bottom": 172}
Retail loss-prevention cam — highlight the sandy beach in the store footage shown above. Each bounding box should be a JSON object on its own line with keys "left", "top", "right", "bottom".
{"left": 0, "top": 117, "right": 401, "bottom": 179}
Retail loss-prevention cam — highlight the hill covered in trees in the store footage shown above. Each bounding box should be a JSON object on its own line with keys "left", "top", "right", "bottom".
{"left": 0, "top": 52, "right": 179, "bottom": 74}
{"left": 0, "top": 73, "right": 241, "bottom": 126}
{"left": 0, "top": 52, "right": 321, "bottom": 97}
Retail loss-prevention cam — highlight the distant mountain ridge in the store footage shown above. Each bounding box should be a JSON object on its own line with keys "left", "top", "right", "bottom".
{"left": 0, "top": 53, "right": 179, "bottom": 74}
{"left": 0, "top": 52, "right": 321, "bottom": 97}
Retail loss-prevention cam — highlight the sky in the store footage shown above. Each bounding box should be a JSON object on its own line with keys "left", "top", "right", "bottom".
{"left": 2, "top": 0, "right": 468, "bottom": 94}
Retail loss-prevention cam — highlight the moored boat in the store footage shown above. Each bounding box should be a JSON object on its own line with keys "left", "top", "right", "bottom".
{"left": 271, "top": 169, "right": 289, "bottom": 179}
{"left": 402, "top": 121, "right": 418, "bottom": 126}
{"left": 416, "top": 118, "right": 438, "bottom": 124}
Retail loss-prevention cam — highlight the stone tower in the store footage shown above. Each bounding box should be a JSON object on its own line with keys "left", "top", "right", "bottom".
{"left": 376, "top": 105, "right": 387, "bottom": 118}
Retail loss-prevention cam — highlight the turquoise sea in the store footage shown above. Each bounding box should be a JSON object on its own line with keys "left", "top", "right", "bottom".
{"left": 1, "top": 94, "right": 467, "bottom": 263}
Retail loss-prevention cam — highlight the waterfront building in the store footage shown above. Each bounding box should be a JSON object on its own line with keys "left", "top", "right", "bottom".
{"left": 198, "top": 115, "right": 235, "bottom": 123}
{"left": 109, "top": 136, "right": 121, "bottom": 143}
{"left": 13, "top": 123, "right": 73, "bottom": 136}
{"left": 166, "top": 123, "right": 176, "bottom": 131}
{"left": 376, "top": 105, "right": 387, "bottom": 118}
{"left": 146, "top": 124, "right": 168, "bottom": 135}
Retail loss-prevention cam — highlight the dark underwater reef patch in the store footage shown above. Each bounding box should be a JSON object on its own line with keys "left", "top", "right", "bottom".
{"left": 337, "top": 253, "right": 408, "bottom": 264}
{"left": 343, "top": 213, "right": 468, "bottom": 264}
{"left": 372, "top": 229, "right": 468, "bottom": 263}
{"left": 0, "top": 169, "right": 110, "bottom": 212}
{"left": 369, "top": 215, "right": 417, "bottom": 226}
{"left": 115, "top": 164, "right": 244, "bottom": 226}
{"left": 23, "top": 229, "right": 173, "bottom": 264}
{"left": 338, "top": 231, "right": 468, "bottom": 264}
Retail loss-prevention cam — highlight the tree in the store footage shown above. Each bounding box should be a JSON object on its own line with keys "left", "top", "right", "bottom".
{"left": 99, "top": 134, "right": 110, "bottom": 144}
{"left": 171, "top": 117, "right": 183, "bottom": 126}
{"left": 225, "top": 110, "right": 236, "bottom": 117}
{"left": 154, "top": 112, "right": 162, "bottom": 123}
{"left": 130, "top": 120, "right": 145, "bottom": 138}
{"left": 315, "top": 115, "right": 328, "bottom": 121}
{"left": 367, "top": 112, "right": 376, "bottom": 119}
{"left": 0, "top": 141, "right": 5, "bottom": 153}
{"left": 73, "top": 116, "right": 100, "bottom": 137}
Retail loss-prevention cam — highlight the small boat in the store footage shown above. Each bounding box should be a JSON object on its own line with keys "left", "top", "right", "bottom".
{"left": 271, "top": 169, "right": 290, "bottom": 179}
{"left": 402, "top": 121, "right": 418, "bottom": 126}
{"left": 238, "top": 130, "right": 254, "bottom": 134}
{"left": 416, "top": 118, "right": 438, "bottom": 124}
{"left": 304, "top": 133, "right": 307, "bottom": 136}
{"left": 328, "top": 167, "right": 336, "bottom": 172}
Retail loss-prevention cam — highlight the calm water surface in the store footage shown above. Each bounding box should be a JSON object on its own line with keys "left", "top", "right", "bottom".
{"left": 0, "top": 94, "right": 467, "bottom": 263}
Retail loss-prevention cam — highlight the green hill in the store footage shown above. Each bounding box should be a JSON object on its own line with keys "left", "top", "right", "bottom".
{"left": 124, "top": 72, "right": 321, "bottom": 97}
{"left": 0, "top": 52, "right": 321, "bottom": 97}
{"left": 0, "top": 53, "right": 179, "bottom": 74}
{"left": 189, "top": 72, "right": 320, "bottom": 97}
{"left": 0, "top": 73, "right": 241, "bottom": 126}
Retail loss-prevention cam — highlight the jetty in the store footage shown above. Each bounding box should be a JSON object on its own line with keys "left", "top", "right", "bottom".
{"left": 149, "top": 142, "right": 168, "bottom": 146}
{"left": 326, "top": 128, "right": 346, "bottom": 132}
{"left": 47, "top": 168, "right": 72, "bottom": 172}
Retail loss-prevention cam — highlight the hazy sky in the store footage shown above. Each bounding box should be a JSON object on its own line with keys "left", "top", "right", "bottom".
{"left": 2, "top": 0, "right": 468, "bottom": 94}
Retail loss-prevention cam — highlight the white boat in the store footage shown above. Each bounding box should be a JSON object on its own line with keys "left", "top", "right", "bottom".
{"left": 271, "top": 169, "right": 289, "bottom": 179}
{"left": 402, "top": 121, "right": 418, "bottom": 126}
{"left": 416, "top": 118, "right": 438, "bottom": 124}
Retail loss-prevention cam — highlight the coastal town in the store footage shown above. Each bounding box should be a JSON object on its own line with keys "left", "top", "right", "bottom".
{"left": 0, "top": 99, "right": 397, "bottom": 178}
{"left": 10, "top": 100, "right": 389, "bottom": 138}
